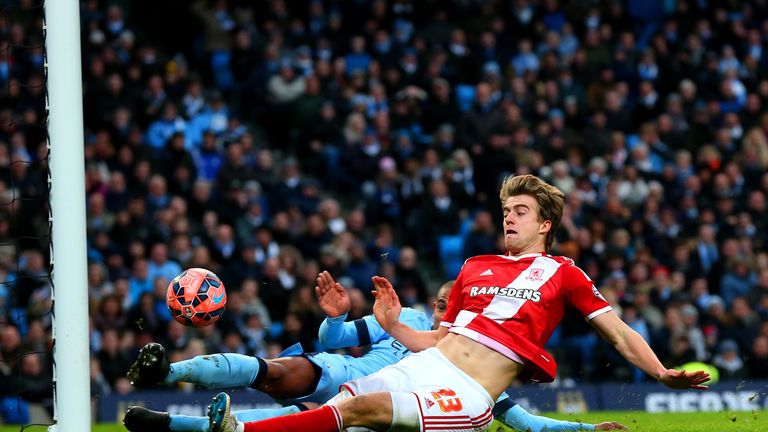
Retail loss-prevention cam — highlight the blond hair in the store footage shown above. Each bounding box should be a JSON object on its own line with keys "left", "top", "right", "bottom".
{"left": 499, "top": 174, "right": 565, "bottom": 249}
{"left": 743, "top": 127, "right": 768, "bottom": 169}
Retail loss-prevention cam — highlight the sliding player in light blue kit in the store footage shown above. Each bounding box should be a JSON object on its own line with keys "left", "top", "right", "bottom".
{"left": 124, "top": 272, "right": 623, "bottom": 431}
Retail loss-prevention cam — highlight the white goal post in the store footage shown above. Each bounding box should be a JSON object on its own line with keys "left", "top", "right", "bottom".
{"left": 44, "top": 0, "right": 91, "bottom": 430}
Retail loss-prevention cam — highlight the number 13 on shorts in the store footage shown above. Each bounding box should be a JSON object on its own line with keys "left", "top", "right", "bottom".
{"left": 430, "top": 388, "right": 464, "bottom": 413}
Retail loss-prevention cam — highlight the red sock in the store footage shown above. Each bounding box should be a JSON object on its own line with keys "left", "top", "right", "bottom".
{"left": 243, "top": 405, "right": 342, "bottom": 432}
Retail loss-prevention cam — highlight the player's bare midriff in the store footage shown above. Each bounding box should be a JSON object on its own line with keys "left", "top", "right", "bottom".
{"left": 436, "top": 332, "right": 523, "bottom": 400}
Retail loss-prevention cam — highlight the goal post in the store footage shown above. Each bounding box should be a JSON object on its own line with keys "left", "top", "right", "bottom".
{"left": 44, "top": 0, "right": 91, "bottom": 430}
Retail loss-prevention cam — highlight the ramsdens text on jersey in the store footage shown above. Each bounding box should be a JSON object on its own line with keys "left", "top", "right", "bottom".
{"left": 469, "top": 286, "right": 543, "bottom": 301}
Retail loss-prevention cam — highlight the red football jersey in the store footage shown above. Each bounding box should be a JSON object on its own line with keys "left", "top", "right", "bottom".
{"left": 440, "top": 252, "right": 612, "bottom": 382}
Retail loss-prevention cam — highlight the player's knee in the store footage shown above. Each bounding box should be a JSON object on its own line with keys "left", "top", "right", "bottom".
{"left": 325, "top": 388, "right": 354, "bottom": 406}
{"left": 335, "top": 392, "right": 393, "bottom": 430}
{"left": 261, "top": 358, "right": 282, "bottom": 380}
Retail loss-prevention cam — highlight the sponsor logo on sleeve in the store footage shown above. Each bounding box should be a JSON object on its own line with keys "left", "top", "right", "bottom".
{"left": 592, "top": 285, "right": 606, "bottom": 302}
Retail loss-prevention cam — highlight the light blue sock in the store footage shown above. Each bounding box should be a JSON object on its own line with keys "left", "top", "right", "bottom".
{"left": 233, "top": 405, "right": 302, "bottom": 422}
{"left": 167, "top": 406, "right": 302, "bottom": 432}
{"left": 499, "top": 404, "right": 595, "bottom": 431}
{"left": 169, "top": 414, "right": 209, "bottom": 432}
{"left": 163, "top": 354, "right": 261, "bottom": 388}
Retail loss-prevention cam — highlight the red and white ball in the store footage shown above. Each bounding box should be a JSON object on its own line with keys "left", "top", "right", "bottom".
{"left": 166, "top": 268, "right": 227, "bottom": 327}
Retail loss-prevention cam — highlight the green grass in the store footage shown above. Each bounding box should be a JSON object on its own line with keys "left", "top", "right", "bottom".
{"left": 0, "top": 411, "right": 765, "bottom": 431}
{"left": 489, "top": 410, "right": 768, "bottom": 431}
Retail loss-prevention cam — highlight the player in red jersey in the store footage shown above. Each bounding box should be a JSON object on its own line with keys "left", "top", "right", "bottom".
{"left": 208, "top": 174, "right": 710, "bottom": 432}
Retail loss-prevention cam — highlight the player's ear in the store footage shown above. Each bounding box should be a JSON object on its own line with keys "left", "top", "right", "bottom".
{"left": 538, "top": 219, "right": 552, "bottom": 234}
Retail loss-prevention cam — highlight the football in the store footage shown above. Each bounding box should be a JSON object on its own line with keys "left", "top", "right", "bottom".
{"left": 166, "top": 268, "right": 227, "bottom": 327}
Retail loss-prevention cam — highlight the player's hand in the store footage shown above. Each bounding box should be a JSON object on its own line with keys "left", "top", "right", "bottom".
{"left": 658, "top": 368, "right": 710, "bottom": 390}
{"left": 372, "top": 275, "right": 402, "bottom": 332}
{"left": 595, "top": 421, "right": 627, "bottom": 430}
{"left": 315, "top": 271, "right": 350, "bottom": 317}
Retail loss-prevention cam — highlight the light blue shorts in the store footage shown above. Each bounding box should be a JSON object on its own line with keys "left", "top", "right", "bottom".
{"left": 274, "top": 344, "right": 369, "bottom": 405}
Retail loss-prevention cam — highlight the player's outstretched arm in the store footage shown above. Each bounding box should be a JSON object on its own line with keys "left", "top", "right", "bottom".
{"left": 590, "top": 311, "right": 710, "bottom": 390}
{"left": 316, "top": 271, "right": 364, "bottom": 349}
{"left": 494, "top": 397, "right": 626, "bottom": 431}
{"left": 371, "top": 275, "right": 444, "bottom": 352}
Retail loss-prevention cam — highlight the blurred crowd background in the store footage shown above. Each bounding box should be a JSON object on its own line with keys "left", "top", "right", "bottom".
{"left": 2, "top": 0, "right": 768, "bottom": 413}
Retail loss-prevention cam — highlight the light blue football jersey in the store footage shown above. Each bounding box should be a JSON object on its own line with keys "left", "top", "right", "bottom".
{"left": 343, "top": 308, "right": 432, "bottom": 376}
{"left": 276, "top": 307, "right": 432, "bottom": 404}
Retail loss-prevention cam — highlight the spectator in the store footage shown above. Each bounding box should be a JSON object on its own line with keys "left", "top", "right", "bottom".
{"left": 712, "top": 339, "right": 747, "bottom": 381}
{"left": 209, "top": 224, "right": 238, "bottom": 265}
{"left": 259, "top": 257, "right": 288, "bottom": 322}
{"left": 96, "top": 329, "right": 133, "bottom": 389}
{"left": 126, "top": 291, "right": 166, "bottom": 339}
{"left": 93, "top": 294, "right": 128, "bottom": 333}
{"left": 239, "top": 278, "right": 271, "bottom": 329}
{"left": 721, "top": 257, "right": 758, "bottom": 307}
{"left": 462, "top": 210, "right": 496, "bottom": 258}
{"left": 88, "top": 262, "right": 114, "bottom": 301}
{"left": 722, "top": 297, "right": 760, "bottom": 352}
{"left": 146, "top": 243, "right": 182, "bottom": 285}
{"left": 19, "top": 353, "right": 52, "bottom": 404}
{"left": 0, "top": 325, "right": 22, "bottom": 372}
{"left": 128, "top": 258, "right": 153, "bottom": 306}
{"left": 296, "top": 214, "right": 331, "bottom": 261}
{"left": 747, "top": 335, "right": 768, "bottom": 379}
{"left": 418, "top": 178, "right": 460, "bottom": 241}
{"left": 186, "top": 92, "right": 230, "bottom": 149}
{"left": 394, "top": 247, "right": 427, "bottom": 306}
{"left": 192, "top": 130, "right": 225, "bottom": 181}
{"left": 91, "top": 357, "right": 112, "bottom": 397}
{"left": 144, "top": 102, "right": 186, "bottom": 150}
{"left": 459, "top": 82, "right": 504, "bottom": 150}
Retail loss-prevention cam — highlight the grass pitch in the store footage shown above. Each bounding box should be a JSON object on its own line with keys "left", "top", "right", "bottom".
{"left": 0, "top": 410, "right": 765, "bottom": 431}
{"left": 490, "top": 410, "right": 767, "bottom": 431}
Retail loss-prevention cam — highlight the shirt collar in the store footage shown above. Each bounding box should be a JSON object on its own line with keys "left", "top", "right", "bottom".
{"left": 499, "top": 252, "right": 546, "bottom": 261}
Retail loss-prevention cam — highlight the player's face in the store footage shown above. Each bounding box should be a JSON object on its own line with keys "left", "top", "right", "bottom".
{"left": 502, "top": 195, "right": 551, "bottom": 255}
{"left": 432, "top": 287, "right": 451, "bottom": 329}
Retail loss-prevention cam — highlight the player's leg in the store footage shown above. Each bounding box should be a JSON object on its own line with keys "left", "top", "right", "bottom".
{"left": 494, "top": 402, "right": 593, "bottom": 431}
{"left": 163, "top": 353, "right": 264, "bottom": 388}
{"left": 123, "top": 403, "right": 319, "bottom": 432}
{"left": 267, "top": 351, "right": 366, "bottom": 404}
{"left": 493, "top": 398, "right": 627, "bottom": 431}
{"left": 253, "top": 356, "right": 319, "bottom": 399}
{"left": 210, "top": 385, "right": 497, "bottom": 432}
{"left": 127, "top": 342, "right": 264, "bottom": 388}
{"left": 210, "top": 346, "right": 491, "bottom": 431}
{"left": 498, "top": 404, "right": 626, "bottom": 431}
{"left": 209, "top": 369, "right": 496, "bottom": 432}
{"left": 126, "top": 343, "right": 317, "bottom": 398}
{"left": 208, "top": 391, "right": 394, "bottom": 432}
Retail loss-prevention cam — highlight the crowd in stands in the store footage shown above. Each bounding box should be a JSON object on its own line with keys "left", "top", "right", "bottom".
{"left": 2, "top": 0, "right": 768, "bottom": 406}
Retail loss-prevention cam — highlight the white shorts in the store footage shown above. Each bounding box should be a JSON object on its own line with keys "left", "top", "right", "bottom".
{"left": 335, "top": 347, "right": 494, "bottom": 432}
